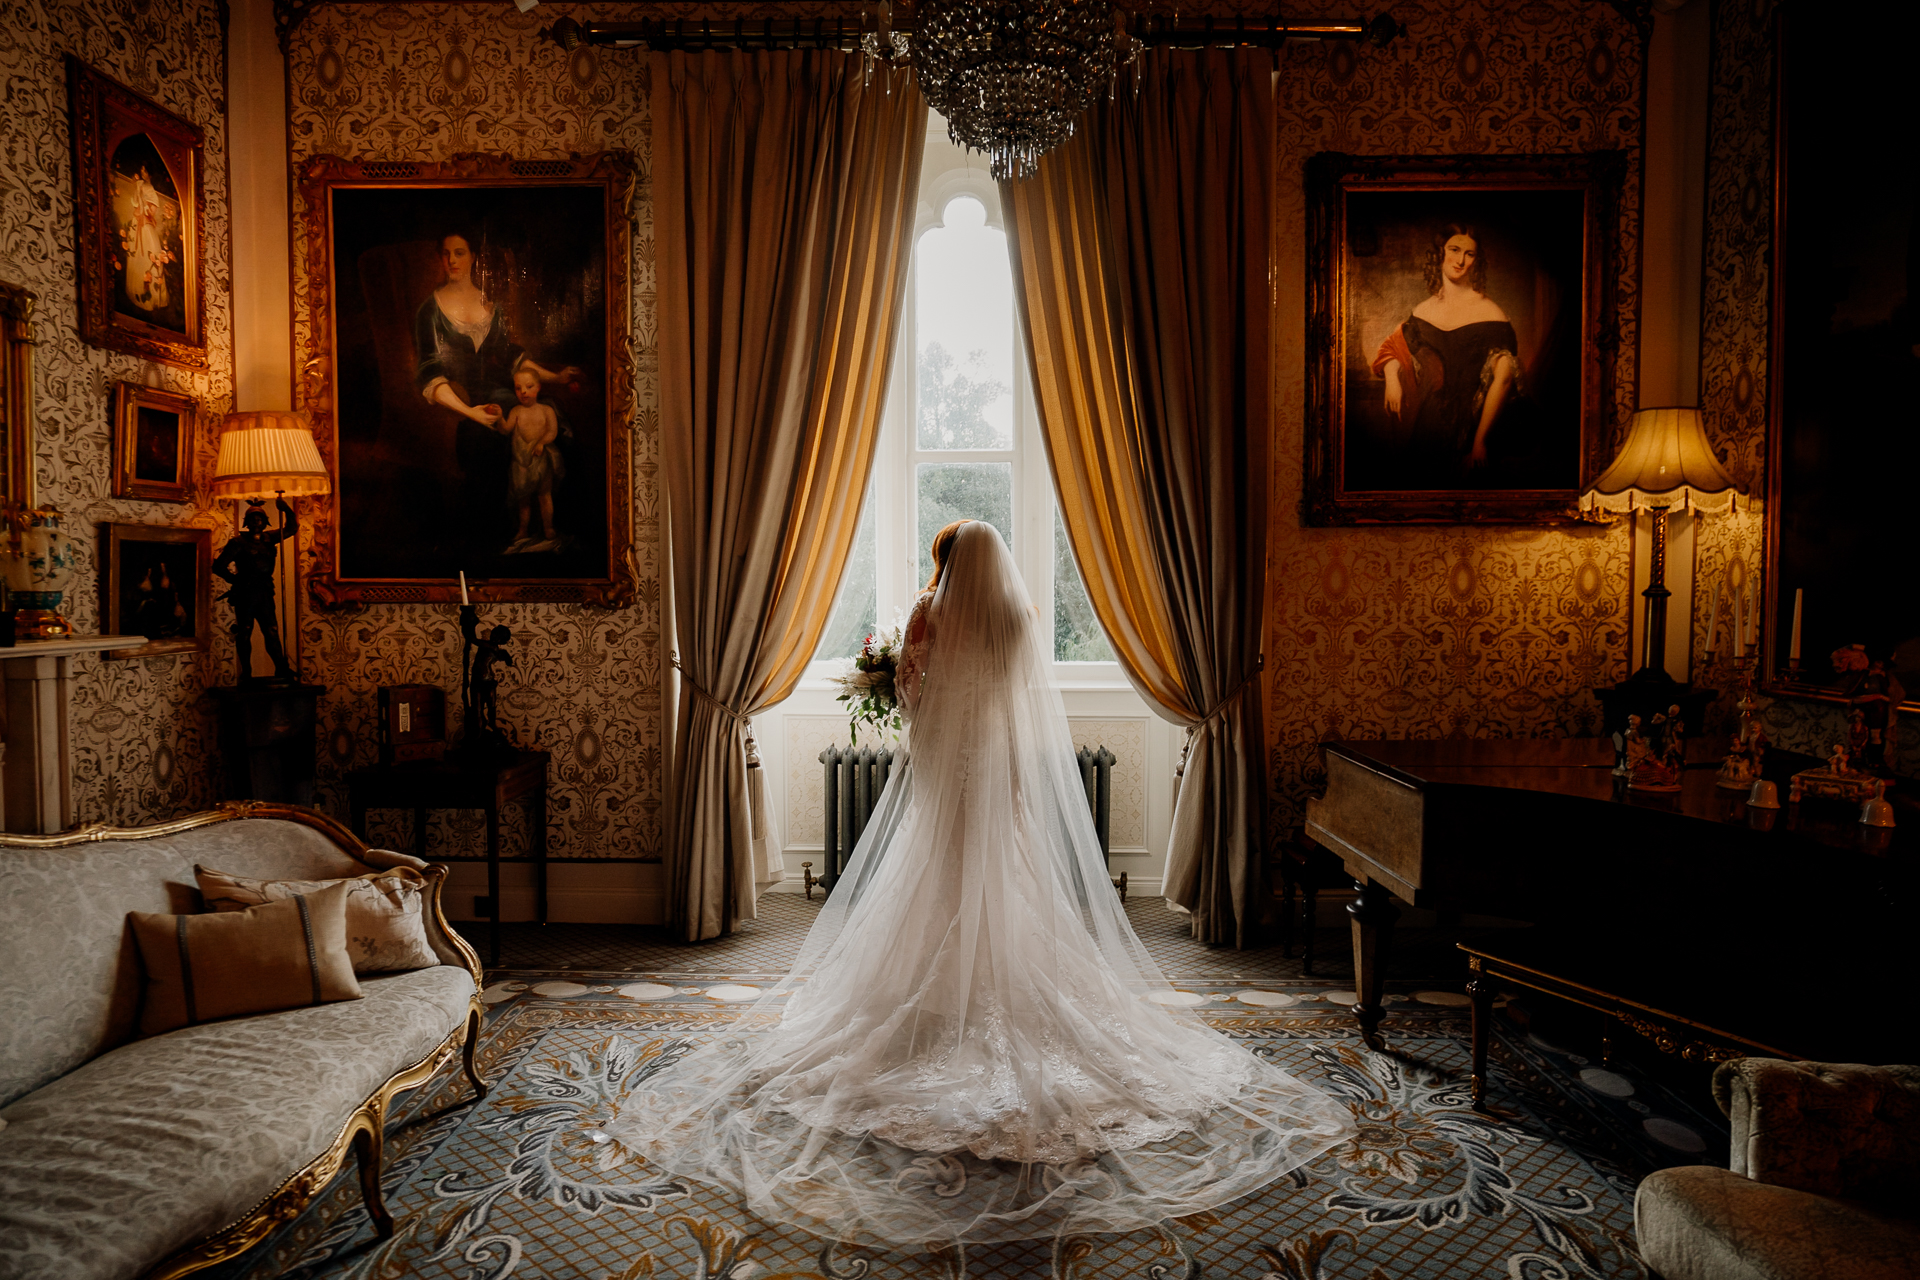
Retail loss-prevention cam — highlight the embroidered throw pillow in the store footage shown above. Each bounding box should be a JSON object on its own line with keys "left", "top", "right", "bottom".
{"left": 130, "top": 881, "right": 363, "bottom": 1037}
{"left": 196, "top": 863, "right": 441, "bottom": 974}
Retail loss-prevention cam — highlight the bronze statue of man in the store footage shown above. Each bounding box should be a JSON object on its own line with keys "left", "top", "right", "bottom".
{"left": 212, "top": 497, "right": 296, "bottom": 682}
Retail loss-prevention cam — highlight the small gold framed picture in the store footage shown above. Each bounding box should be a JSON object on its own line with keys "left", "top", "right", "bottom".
{"left": 112, "top": 381, "right": 195, "bottom": 503}
{"left": 99, "top": 522, "right": 212, "bottom": 659}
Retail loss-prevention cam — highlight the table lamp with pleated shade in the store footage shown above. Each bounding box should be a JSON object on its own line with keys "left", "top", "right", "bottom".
{"left": 210, "top": 410, "right": 330, "bottom": 687}
{"left": 210, "top": 410, "right": 332, "bottom": 500}
{"left": 1582, "top": 407, "right": 1742, "bottom": 682}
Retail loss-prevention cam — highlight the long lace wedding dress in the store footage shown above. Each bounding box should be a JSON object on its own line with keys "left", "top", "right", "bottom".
{"left": 609, "top": 522, "right": 1351, "bottom": 1246}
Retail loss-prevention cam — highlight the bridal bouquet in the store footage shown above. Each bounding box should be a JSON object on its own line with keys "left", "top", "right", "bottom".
{"left": 829, "top": 620, "right": 904, "bottom": 743}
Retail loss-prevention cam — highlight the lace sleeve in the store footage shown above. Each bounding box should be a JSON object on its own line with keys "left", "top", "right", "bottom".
{"left": 895, "top": 592, "right": 935, "bottom": 720}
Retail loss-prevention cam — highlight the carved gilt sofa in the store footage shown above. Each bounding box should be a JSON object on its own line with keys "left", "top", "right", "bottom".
{"left": 0, "top": 803, "right": 487, "bottom": 1280}
{"left": 1635, "top": 1058, "right": 1920, "bottom": 1280}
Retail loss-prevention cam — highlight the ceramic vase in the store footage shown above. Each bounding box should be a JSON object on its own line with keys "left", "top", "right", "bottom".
{"left": 4, "top": 508, "right": 76, "bottom": 639}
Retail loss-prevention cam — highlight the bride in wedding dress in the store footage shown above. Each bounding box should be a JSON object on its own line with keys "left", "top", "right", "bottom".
{"left": 610, "top": 520, "right": 1352, "bottom": 1247}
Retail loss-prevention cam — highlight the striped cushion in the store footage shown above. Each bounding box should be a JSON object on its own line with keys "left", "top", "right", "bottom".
{"left": 128, "top": 881, "right": 362, "bottom": 1036}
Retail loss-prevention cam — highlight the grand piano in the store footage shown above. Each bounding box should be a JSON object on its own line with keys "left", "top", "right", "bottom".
{"left": 1304, "top": 738, "right": 1918, "bottom": 1078}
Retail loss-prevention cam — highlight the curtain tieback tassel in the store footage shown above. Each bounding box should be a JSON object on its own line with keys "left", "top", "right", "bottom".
{"left": 1176, "top": 656, "right": 1265, "bottom": 777}
{"left": 671, "top": 653, "right": 752, "bottom": 727}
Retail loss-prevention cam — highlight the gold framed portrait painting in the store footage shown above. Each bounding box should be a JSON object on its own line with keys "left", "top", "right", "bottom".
{"left": 68, "top": 57, "right": 208, "bottom": 370}
{"left": 99, "top": 522, "right": 212, "bottom": 660}
{"left": 298, "top": 152, "right": 636, "bottom": 606}
{"left": 112, "top": 382, "right": 195, "bottom": 503}
{"left": 1304, "top": 152, "right": 1622, "bottom": 525}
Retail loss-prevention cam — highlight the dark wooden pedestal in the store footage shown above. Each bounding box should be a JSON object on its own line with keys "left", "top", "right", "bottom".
{"left": 207, "top": 683, "right": 326, "bottom": 805}
{"left": 346, "top": 750, "right": 551, "bottom": 965}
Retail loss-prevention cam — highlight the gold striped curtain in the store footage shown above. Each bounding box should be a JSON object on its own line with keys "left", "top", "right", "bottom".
{"left": 654, "top": 50, "right": 927, "bottom": 941}
{"left": 1004, "top": 49, "right": 1273, "bottom": 947}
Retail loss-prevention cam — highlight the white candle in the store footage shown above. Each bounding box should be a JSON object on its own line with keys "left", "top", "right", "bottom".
{"left": 1731, "top": 575, "right": 1744, "bottom": 657}
{"left": 1705, "top": 580, "right": 1721, "bottom": 655}
{"left": 459, "top": 570, "right": 469, "bottom": 606}
{"left": 1748, "top": 580, "right": 1758, "bottom": 646}
{"left": 1790, "top": 587, "right": 1803, "bottom": 661}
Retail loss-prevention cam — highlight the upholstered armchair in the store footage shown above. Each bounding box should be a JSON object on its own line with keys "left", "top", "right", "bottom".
{"left": 1635, "top": 1058, "right": 1920, "bottom": 1280}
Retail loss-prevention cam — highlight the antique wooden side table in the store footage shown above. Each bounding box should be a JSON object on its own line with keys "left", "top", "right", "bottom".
{"left": 346, "top": 749, "right": 550, "bottom": 965}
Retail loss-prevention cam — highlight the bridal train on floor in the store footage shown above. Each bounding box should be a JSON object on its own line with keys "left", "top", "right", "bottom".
{"left": 610, "top": 522, "right": 1352, "bottom": 1246}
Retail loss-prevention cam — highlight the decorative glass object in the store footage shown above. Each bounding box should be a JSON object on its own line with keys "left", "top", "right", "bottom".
{"left": 873, "top": 0, "right": 1138, "bottom": 180}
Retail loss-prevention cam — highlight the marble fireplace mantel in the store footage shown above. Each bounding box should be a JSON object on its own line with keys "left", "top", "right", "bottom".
{"left": 2, "top": 636, "right": 146, "bottom": 835}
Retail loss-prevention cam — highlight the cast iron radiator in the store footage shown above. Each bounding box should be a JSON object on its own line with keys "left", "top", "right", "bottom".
{"left": 809, "top": 744, "right": 1122, "bottom": 899}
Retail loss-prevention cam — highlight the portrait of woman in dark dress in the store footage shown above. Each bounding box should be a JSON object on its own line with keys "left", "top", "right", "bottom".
{"left": 1370, "top": 223, "right": 1528, "bottom": 484}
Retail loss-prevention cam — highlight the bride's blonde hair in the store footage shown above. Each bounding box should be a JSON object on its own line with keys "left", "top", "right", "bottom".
{"left": 925, "top": 520, "right": 971, "bottom": 591}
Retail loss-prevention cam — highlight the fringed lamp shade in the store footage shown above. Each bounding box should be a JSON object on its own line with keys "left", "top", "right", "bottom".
{"left": 211, "top": 411, "right": 332, "bottom": 500}
{"left": 1579, "top": 407, "right": 1741, "bottom": 515}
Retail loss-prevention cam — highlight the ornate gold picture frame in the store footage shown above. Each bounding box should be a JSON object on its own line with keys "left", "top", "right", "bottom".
{"left": 112, "top": 381, "right": 196, "bottom": 503}
{"left": 298, "top": 152, "right": 636, "bottom": 606}
{"left": 1304, "top": 152, "right": 1621, "bottom": 525}
{"left": 68, "top": 57, "right": 208, "bottom": 370}
{"left": 99, "top": 522, "right": 213, "bottom": 659}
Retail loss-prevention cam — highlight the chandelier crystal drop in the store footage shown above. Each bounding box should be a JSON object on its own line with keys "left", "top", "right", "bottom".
{"left": 870, "top": 0, "right": 1138, "bottom": 181}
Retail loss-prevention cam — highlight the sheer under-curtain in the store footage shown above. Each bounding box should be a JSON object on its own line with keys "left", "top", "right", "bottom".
{"left": 654, "top": 50, "right": 926, "bottom": 941}
{"left": 1003, "top": 49, "right": 1273, "bottom": 947}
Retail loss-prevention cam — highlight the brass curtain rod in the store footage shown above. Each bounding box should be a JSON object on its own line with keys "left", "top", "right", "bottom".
{"left": 545, "top": 13, "right": 1402, "bottom": 52}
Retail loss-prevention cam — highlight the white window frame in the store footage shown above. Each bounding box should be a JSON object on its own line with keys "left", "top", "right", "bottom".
{"left": 753, "top": 113, "right": 1179, "bottom": 901}
{"left": 803, "top": 118, "right": 1125, "bottom": 691}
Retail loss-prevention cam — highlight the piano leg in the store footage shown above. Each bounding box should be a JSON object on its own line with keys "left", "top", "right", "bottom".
{"left": 1467, "top": 955, "right": 1493, "bottom": 1111}
{"left": 1348, "top": 876, "right": 1398, "bottom": 1049}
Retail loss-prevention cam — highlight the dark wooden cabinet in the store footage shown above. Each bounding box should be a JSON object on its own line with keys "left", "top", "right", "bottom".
{"left": 207, "top": 684, "right": 326, "bottom": 805}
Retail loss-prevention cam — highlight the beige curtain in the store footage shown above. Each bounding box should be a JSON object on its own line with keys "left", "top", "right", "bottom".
{"left": 1004, "top": 49, "right": 1273, "bottom": 947}
{"left": 655, "top": 51, "right": 926, "bottom": 941}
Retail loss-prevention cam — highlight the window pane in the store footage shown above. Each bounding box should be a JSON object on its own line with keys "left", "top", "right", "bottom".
{"left": 814, "top": 487, "right": 877, "bottom": 661}
{"left": 917, "top": 462, "right": 1012, "bottom": 585}
{"left": 1054, "top": 509, "right": 1116, "bottom": 662}
{"left": 916, "top": 196, "right": 1013, "bottom": 450}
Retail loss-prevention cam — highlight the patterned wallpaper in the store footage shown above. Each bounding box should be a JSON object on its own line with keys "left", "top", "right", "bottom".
{"left": 1263, "top": 0, "right": 1652, "bottom": 824}
{"left": 284, "top": 3, "right": 866, "bottom": 859}
{"left": 7, "top": 0, "right": 1847, "bottom": 862}
{"left": 0, "top": 0, "right": 234, "bottom": 826}
{"left": 286, "top": 3, "right": 663, "bottom": 858}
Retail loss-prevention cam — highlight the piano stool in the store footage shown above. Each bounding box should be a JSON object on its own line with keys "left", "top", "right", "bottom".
{"left": 1273, "top": 827, "right": 1350, "bottom": 974}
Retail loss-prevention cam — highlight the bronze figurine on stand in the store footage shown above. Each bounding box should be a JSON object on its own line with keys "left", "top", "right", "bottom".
{"left": 211, "top": 496, "right": 297, "bottom": 682}
{"left": 458, "top": 601, "right": 516, "bottom": 758}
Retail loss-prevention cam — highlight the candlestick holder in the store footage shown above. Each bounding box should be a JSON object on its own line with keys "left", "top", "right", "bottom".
{"left": 455, "top": 601, "right": 517, "bottom": 759}
{"left": 1714, "top": 654, "right": 1768, "bottom": 791}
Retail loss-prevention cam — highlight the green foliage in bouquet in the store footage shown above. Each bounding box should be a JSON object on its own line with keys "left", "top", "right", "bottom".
{"left": 829, "top": 623, "right": 903, "bottom": 746}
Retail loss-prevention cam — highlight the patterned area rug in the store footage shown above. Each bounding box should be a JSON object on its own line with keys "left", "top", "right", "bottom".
{"left": 210, "top": 916, "right": 1726, "bottom": 1280}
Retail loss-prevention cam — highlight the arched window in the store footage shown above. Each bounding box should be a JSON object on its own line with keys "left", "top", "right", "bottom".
{"left": 813, "top": 123, "right": 1114, "bottom": 676}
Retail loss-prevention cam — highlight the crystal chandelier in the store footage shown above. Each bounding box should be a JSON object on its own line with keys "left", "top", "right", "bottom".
{"left": 867, "top": 0, "right": 1139, "bottom": 180}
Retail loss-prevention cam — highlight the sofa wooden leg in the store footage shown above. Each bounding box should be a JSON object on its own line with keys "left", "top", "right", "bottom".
{"left": 461, "top": 1007, "right": 489, "bottom": 1102}
{"left": 352, "top": 1124, "right": 394, "bottom": 1239}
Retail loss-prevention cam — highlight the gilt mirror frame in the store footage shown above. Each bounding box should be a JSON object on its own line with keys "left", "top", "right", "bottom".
{"left": 1761, "top": 7, "right": 1920, "bottom": 718}
{"left": 0, "top": 282, "right": 36, "bottom": 512}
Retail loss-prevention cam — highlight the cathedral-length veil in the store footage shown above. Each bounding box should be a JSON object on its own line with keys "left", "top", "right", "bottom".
{"left": 609, "top": 523, "right": 1351, "bottom": 1246}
